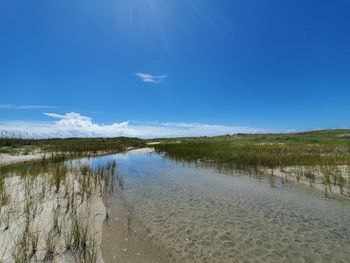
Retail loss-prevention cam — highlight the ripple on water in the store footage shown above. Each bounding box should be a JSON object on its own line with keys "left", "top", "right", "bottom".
{"left": 94, "top": 151, "right": 350, "bottom": 262}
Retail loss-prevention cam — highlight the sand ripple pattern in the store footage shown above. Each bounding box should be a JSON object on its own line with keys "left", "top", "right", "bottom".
{"left": 92, "top": 152, "right": 350, "bottom": 263}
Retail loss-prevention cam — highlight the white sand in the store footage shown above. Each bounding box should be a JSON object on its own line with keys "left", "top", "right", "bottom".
{"left": 146, "top": 142, "right": 161, "bottom": 145}
{"left": 128, "top": 148, "right": 155, "bottom": 154}
{"left": 0, "top": 172, "right": 107, "bottom": 262}
{"left": 0, "top": 153, "right": 45, "bottom": 166}
{"left": 261, "top": 166, "right": 350, "bottom": 198}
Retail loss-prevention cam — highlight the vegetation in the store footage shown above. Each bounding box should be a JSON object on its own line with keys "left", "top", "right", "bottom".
{"left": 0, "top": 131, "right": 145, "bottom": 155}
{"left": 154, "top": 130, "right": 350, "bottom": 167}
{"left": 0, "top": 129, "right": 348, "bottom": 261}
{"left": 153, "top": 130, "right": 350, "bottom": 197}
{"left": 0, "top": 159, "right": 117, "bottom": 262}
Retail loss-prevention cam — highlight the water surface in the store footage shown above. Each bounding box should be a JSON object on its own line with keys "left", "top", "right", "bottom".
{"left": 92, "top": 149, "right": 350, "bottom": 262}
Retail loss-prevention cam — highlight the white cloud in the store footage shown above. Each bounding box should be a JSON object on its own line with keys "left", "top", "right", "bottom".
{"left": 135, "top": 73, "right": 167, "bottom": 83}
{"left": 0, "top": 112, "right": 268, "bottom": 138}
{"left": 0, "top": 104, "right": 57, "bottom": 110}
{"left": 43, "top": 113, "right": 65, "bottom": 118}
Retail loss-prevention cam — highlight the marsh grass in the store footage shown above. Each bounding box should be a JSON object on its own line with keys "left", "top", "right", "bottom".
{"left": 268, "top": 170, "right": 275, "bottom": 187}
{"left": 155, "top": 133, "right": 350, "bottom": 197}
{"left": 0, "top": 135, "right": 145, "bottom": 155}
{"left": 71, "top": 214, "right": 89, "bottom": 254}
{"left": 304, "top": 168, "right": 316, "bottom": 187}
{"left": 0, "top": 158, "right": 118, "bottom": 262}
{"left": 29, "top": 231, "right": 39, "bottom": 258}
{"left": 127, "top": 205, "right": 135, "bottom": 234}
{"left": 43, "top": 230, "right": 57, "bottom": 262}
{"left": 116, "top": 173, "right": 125, "bottom": 190}
{"left": 0, "top": 189, "right": 9, "bottom": 208}
{"left": 12, "top": 230, "right": 31, "bottom": 263}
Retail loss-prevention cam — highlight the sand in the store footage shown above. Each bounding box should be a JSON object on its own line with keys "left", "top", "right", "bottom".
{"left": 261, "top": 166, "right": 350, "bottom": 198}
{"left": 146, "top": 142, "right": 161, "bottom": 145}
{"left": 0, "top": 153, "right": 45, "bottom": 166}
{"left": 101, "top": 191, "right": 171, "bottom": 263}
{"left": 0, "top": 170, "right": 107, "bottom": 262}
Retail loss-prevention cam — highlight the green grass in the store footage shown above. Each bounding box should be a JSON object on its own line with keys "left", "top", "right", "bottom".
{"left": 2, "top": 129, "right": 350, "bottom": 196}
{"left": 0, "top": 136, "right": 145, "bottom": 154}
{"left": 153, "top": 129, "right": 350, "bottom": 169}
{"left": 153, "top": 130, "right": 350, "bottom": 197}
{"left": 0, "top": 136, "right": 145, "bottom": 189}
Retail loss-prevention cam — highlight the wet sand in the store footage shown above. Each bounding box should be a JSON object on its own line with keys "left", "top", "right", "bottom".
{"left": 5, "top": 150, "right": 348, "bottom": 262}
{"left": 94, "top": 150, "right": 350, "bottom": 263}
{"left": 101, "top": 191, "right": 172, "bottom": 263}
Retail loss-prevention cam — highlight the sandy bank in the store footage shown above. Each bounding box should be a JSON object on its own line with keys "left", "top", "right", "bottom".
{"left": 146, "top": 142, "right": 161, "bottom": 145}
{"left": 128, "top": 148, "right": 155, "bottom": 154}
{"left": 0, "top": 165, "right": 111, "bottom": 262}
{"left": 260, "top": 166, "right": 350, "bottom": 198}
{"left": 0, "top": 153, "right": 45, "bottom": 166}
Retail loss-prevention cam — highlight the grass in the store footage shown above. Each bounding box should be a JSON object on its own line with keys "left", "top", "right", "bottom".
{"left": 154, "top": 137, "right": 350, "bottom": 169}
{"left": 0, "top": 157, "right": 118, "bottom": 262}
{"left": 127, "top": 205, "right": 135, "bottom": 233}
{"left": 43, "top": 231, "right": 57, "bottom": 262}
{"left": 0, "top": 134, "right": 139, "bottom": 201}
{"left": 1, "top": 129, "right": 349, "bottom": 260}
{"left": 153, "top": 129, "right": 350, "bottom": 197}
{"left": 12, "top": 231, "right": 31, "bottom": 263}
{"left": 0, "top": 134, "right": 145, "bottom": 155}
{"left": 116, "top": 172, "right": 125, "bottom": 190}
{"left": 0, "top": 132, "right": 134, "bottom": 262}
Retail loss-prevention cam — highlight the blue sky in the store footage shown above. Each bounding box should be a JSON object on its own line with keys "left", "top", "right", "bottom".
{"left": 1, "top": 0, "right": 350, "bottom": 137}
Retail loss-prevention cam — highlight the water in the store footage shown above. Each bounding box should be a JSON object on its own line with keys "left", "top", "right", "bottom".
{"left": 86, "top": 149, "right": 350, "bottom": 262}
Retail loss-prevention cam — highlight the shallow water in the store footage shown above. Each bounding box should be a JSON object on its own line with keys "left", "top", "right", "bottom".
{"left": 88, "top": 150, "right": 350, "bottom": 262}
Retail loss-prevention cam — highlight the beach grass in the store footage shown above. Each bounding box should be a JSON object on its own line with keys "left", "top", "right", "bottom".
{"left": 153, "top": 130, "right": 350, "bottom": 167}
{"left": 0, "top": 135, "right": 145, "bottom": 155}
{"left": 0, "top": 156, "right": 118, "bottom": 262}
{"left": 153, "top": 129, "right": 350, "bottom": 197}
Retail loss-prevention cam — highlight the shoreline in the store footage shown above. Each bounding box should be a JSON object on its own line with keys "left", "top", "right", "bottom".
{"left": 0, "top": 148, "right": 159, "bottom": 263}
{"left": 0, "top": 147, "right": 148, "bottom": 168}
{"left": 258, "top": 166, "right": 350, "bottom": 199}
{"left": 1, "top": 148, "right": 348, "bottom": 262}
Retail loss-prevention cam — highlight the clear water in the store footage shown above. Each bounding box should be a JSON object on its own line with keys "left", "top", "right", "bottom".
{"left": 86, "top": 150, "right": 350, "bottom": 262}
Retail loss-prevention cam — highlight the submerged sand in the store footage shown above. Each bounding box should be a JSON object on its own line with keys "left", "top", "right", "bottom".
{"left": 101, "top": 192, "right": 171, "bottom": 263}
{"left": 0, "top": 150, "right": 167, "bottom": 263}
{"left": 104, "top": 151, "right": 350, "bottom": 262}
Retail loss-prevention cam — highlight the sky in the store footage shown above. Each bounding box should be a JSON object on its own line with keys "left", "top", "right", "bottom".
{"left": 1, "top": 0, "right": 350, "bottom": 138}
